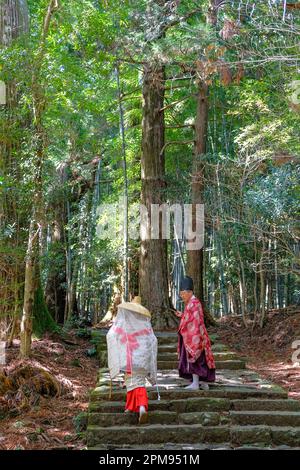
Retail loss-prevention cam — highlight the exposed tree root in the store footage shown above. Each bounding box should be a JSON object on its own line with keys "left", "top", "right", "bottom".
{"left": 0, "top": 364, "right": 61, "bottom": 415}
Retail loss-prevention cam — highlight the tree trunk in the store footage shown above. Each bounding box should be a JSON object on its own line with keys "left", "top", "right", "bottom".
{"left": 259, "top": 237, "right": 267, "bottom": 328}
{"left": 20, "top": 219, "right": 38, "bottom": 357}
{"left": 237, "top": 245, "right": 248, "bottom": 327}
{"left": 228, "top": 284, "right": 234, "bottom": 315}
{"left": 266, "top": 237, "right": 272, "bottom": 311}
{"left": 0, "top": 0, "right": 29, "bottom": 45}
{"left": 0, "top": 1, "right": 29, "bottom": 341}
{"left": 66, "top": 255, "right": 79, "bottom": 321}
{"left": 186, "top": 80, "right": 208, "bottom": 303}
{"left": 116, "top": 63, "right": 129, "bottom": 301}
{"left": 20, "top": 0, "right": 59, "bottom": 357}
{"left": 45, "top": 218, "right": 67, "bottom": 324}
{"left": 140, "top": 62, "right": 175, "bottom": 329}
{"left": 284, "top": 273, "right": 289, "bottom": 308}
{"left": 216, "top": 228, "right": 229, "bottom": 316}
{"left": 252, "top": 233, "right": 259, "bottom": 329}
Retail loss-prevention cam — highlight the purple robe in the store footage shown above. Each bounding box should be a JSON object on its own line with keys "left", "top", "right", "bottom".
{"left": 178, "top": 332, "right": 216, "bottom": 382}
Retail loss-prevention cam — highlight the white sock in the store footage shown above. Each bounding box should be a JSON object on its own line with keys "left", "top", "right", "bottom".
{"left": 185, "top": 374, "right": 199, "bottom": 389}
{"left": 192, "top": 374, "right": 199, "bottom": 387}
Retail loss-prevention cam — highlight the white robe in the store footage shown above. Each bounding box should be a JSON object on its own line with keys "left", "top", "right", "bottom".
{"left": 106, "top": 307, "right": 157, "bottom": 391}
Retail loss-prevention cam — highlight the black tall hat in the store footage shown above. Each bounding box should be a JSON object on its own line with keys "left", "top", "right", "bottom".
{"left": 180, "top": 276, "right": 194, "bottom": 291}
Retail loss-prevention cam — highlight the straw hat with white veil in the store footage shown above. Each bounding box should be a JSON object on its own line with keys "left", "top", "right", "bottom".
{"left": 106, "top": 296, "right": 158, "bottom": 391}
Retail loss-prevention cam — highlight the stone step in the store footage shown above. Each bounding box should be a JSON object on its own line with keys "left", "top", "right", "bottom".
{"left": 87, "top": 424, "right": 231, "bottom": 447}
{"left": 96, "top": 369, "right": 265, "bottom": 389}
{"left": 89, "top": 397, "right": 231, "bottom": 414}
{"left": 98, "top": 339, "right": 229, "bottom": 353}
{"left": 88, "top": 411, "right": 176, "bottom": 427}
{"left": 212, "top": 344, "right": 230, "bottom": 352}
{"left": 235, "top": 445, "right": 300, "bottom": 450}
{"left": 97, "top": 340, "right": 228, "bottom": 349}
{"left": 270, "top": 427, "right": 300, "bottom": 447}
{"left": 90, "top": 384, "right": 288, "bottom": 402}
{"left": 231, "top": 426, "right": 300, "bottom": 447}
{"left": 91, "top": 330, "right": 218, "bottom": 340}
{"left": 214, "top": 360, "right": 246, "bottom": 370}
{"left": 230, "top": 411, "right": 300, "bottom": 427}
{"left": 158, "top": 346, "right": 177, "bottom": 354}
{"left": 157, "top": 353, "right": 176, "bottom": 361}
{"left": 89, "top": 442, "right": 300, "bottom": 450}
{"left": 157, "top": 352, "right": 240, "bottom": 361}
{"left": 232, "top": 399, "right": 300, "bottom": 412}
{"left": 96, "top": 344, "right": 225, "bottom": 354}
{"left": 89, "top": 397, "right": 300, "bottom": 415}
{"left": 88, "top": 410, "right": 226, "bottom": 427}
{"left": 157, "top": 360, "right": 246, "bottom": 370}
{"left": 97, "top": 343, "right": 230, "bottom": 364}
{"left": 153, "top": 334, "right": 178, "bottom": 345}
{"left": 155, "top": 333, "right": 219, "bottom": 345}
{"left": 87, "top": 423, "right": 300, "bottom": 447}
{"left": 88, "top": 443, "right": 234, "bottom": 450}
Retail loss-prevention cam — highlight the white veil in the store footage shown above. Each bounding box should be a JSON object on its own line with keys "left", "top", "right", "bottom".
{"left": 106, "top": 306, "right": 157, "bottom": 385}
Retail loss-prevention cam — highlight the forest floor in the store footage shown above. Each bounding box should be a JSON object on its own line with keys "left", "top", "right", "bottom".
{"left": 210, "top": 308, "right": 300, "bottom": 401}
{"left": 0, "top": 330, "right": 98, "bottom": 450}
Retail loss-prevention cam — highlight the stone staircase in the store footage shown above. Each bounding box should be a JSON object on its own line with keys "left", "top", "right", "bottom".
{"left": 87, "top": 330, "right": 300, "bottom": 450}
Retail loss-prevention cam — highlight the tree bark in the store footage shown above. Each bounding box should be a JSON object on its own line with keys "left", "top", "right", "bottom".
{"left": 20, "top": 219, "right": 38, "bottom": 357}
{"left": 186, "top": 80, "right": 208, "bottom": 303}
{"left": 189, "top": 0, "right": 220, "bottom": 328}
{"left": 140, "top": 62, "right": 175, "bottom": 329}
{"left": 0, "top": 0, "right": 29, "bottom": 45}
{"left": 45, "top": 218, "right": 67, "bottom": 324}
{"left": 20, "top": 0, "right": 59, "bottom": 357}
{"left": 237, "top": 245, "right": 248, "bottom": 327}
{"left": 116, "top": 63, "right": 129, "bottom": 301}
{"left": 252, "top": 232, "right": 259, "bottom": 329}
{"left": 0, "top": 0, "right": 29, "bottom": 340}
{"left": 259, "top": 237, "right": 267, "bottom": 328}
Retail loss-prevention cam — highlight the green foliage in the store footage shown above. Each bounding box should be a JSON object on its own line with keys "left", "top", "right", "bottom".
{"left": 85, "top": 347, "right": 97, "bottom": 357}
{"left": 75, "top": 328, "right": 91, "bottom": 339}
{"left": 70, "top": 358, "right": 82, "bottom": 367}
{"left": 1, "top": 0, "right": 299, "bottom": 330}
{"left": 74, "top": 411, "right": 89, "bottom": 434}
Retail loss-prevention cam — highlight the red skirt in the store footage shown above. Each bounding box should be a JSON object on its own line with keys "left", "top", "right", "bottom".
{"left": 125, "top": 387, "right": 148, "bottom": 413}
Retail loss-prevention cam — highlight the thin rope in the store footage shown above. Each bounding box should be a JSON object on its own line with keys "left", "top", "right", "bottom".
{"left": 109, "top": 376, "right": 112, "bottom": 400}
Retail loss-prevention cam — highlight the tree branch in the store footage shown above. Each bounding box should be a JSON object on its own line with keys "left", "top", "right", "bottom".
{"left": 164, "top": 74, "right": 196, "bottom": 81}
{"left": 41, "top": 0, "right": 59, "bottom": 43}
{"left": 165, "top": 124, "right": 194, "bottom": 129}
{"left": 160, "top": 93, "right": 196, "bottom": 112}
{"left": 160, "top": 139, "right": 195, "bottom": 155}
{"left": 145, "top": 8, "right": 203, "bottom": 42}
